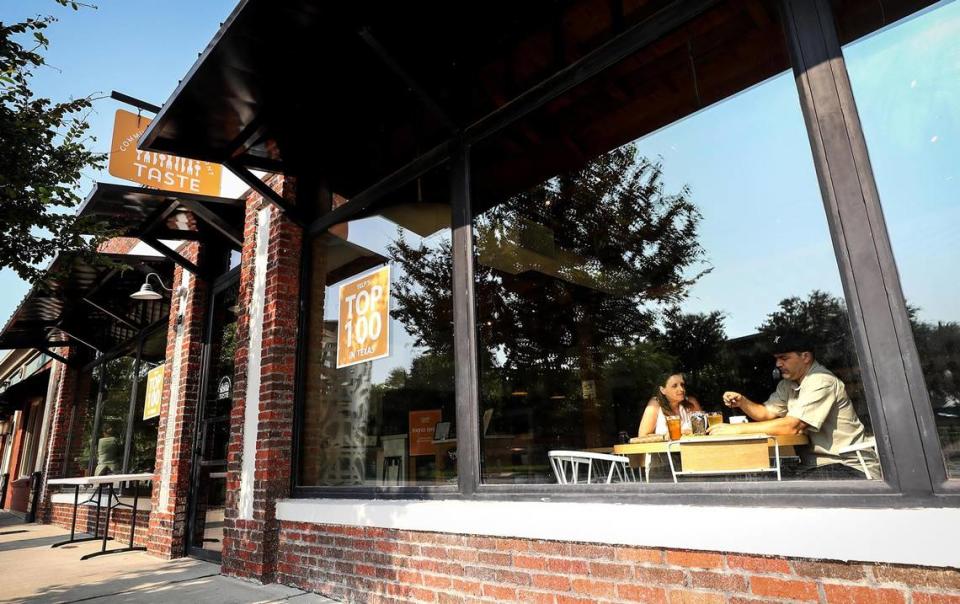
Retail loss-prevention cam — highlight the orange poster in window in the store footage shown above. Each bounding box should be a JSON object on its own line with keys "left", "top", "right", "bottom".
{"left": 409, "top": 410, "right": 442, "bottom": 456}
{"left": 108, "top": 109, "right": 222, "bottom": 195}
{"left": 336, "top": 265, "right": 391, "bottom": 369}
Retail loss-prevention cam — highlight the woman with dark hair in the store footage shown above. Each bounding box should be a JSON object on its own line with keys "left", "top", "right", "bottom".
{"left": 637, "top": 373, "right": 701, "bottom": 436}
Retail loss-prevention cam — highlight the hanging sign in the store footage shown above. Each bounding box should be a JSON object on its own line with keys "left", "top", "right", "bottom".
{"left": 108, "top": 109, "right": 222, "bottom": 195}
{"left": 142, "top": 364, "right": 165, "bottom": 420}
{"left": 409, "top": 410, "right": 442, "bottom": 456}
{"left": 336, "top": 265, "right": 391, "bottom": 369}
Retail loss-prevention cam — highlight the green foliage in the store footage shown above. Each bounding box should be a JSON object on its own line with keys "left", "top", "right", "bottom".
{"left": 0, "top": 4, "right": 109, "bottom": 283}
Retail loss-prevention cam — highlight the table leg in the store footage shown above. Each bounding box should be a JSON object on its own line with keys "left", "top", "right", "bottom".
{"left": 99, "top": 483, "right": 113, "bottom": 553}
{"left": 69, "top": 485, "right": 78, "bottom": 541}
{"left": 91, "top": 484, "right": 102, "bottom": 539}
{"left": 127, "top": 481, "right": 139, "bottom": 548}
{"left": 51, "top": 484, "right": 106, "bottom": 548}
{"left": 81, "top": 480, "right": 148, "bottom": 560}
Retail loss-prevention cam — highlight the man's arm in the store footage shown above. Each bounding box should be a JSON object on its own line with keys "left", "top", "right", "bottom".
{"left": 722, "top": 391, "right": 782, "bottom": 421}
{"left": 708, "top": 415, "right": 808, "bottom": 436}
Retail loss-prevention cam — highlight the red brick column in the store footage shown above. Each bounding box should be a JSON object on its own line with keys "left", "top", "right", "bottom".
{"left": 37, "top": 348, "right": 77, "bottom": 523}
{"left": 222, "top": 175, "right": 301, "bottom": 582}
{"left": 147, "top": 243, "right": 209, "bottom": 558}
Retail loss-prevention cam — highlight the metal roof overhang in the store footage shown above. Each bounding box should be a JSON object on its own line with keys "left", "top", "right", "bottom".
{"left": 77, "top": 182, "right": 244, "bottom": 277}
{"left": 0, "top": 253, "right": 173, "bottom": 359}
{"left": 139, "top": 0, "right": 938, "bottom": 220}
{"left": 137, "top": 1, "right": 613, "bottom": 199}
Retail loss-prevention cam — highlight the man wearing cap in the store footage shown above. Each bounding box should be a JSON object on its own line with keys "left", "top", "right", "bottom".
{"left": 708, "top": 332, "right": 878, "bottom": 479}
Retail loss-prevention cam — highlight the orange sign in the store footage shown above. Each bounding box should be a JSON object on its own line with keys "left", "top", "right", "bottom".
{"left": 336, "top": 265, "right": 391, "bottom": 369}
{"left": 409, "top": 410, "right": 442, "bottom": 456}
{"left": 108, "top": 109, "right": 222, "bottom": 195}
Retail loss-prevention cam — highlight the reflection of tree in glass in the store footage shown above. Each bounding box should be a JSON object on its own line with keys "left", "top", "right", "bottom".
{"left": 217, "top": 322, "right": 237, "bottom": 377}
{"left": 390, "top": 144, "right": 707, "bottom": 447}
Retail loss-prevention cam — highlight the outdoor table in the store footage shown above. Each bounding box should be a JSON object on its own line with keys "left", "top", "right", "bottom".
{"left": 47, "top": 473, "right": 154, "bottom": 560}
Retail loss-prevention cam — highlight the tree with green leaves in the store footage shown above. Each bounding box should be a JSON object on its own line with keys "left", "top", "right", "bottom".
{"left": 390, "top": 144, "right": 707, "bottom": 447}
{"left": 1, "top": 2, "right": 108, "bottom": 283}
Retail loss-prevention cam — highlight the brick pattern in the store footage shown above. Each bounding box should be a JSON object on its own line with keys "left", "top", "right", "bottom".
{"left": 50, "top": 501, "right": 150, "bottom": 548}
{"left": 275, "top": 523, "right": 960, "bottom": 604}
{"left": 37, "top": 350, "right": 76, "bottom": 523}
{"left": 222, "top": 175, "right": 301, "bottom": 582}
{"left": 146, "top": 242, "right": 209, "bottom": 559}
{"left": 97, "top": 236, "right": 140, "bottom": 255}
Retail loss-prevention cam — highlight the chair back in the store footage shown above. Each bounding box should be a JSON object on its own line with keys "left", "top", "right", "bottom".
{"left": 548, "top": 450, "right": 638, "bottom": 484}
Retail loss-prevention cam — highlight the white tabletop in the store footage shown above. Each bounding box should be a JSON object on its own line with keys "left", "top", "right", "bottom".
{"left": 47, "top": 477, "right": 94, "bottom": 486}
{"left": 48, "top": 473, "right": 154, "bottom": 486}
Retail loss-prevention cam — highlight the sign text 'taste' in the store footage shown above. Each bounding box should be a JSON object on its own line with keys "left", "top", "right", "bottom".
{"left": 109, "top": 109, "right": 222, "bottom": 195}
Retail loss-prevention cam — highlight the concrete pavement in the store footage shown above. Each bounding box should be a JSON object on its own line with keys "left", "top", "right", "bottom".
{"left": 0, "top": 512, "right": 334, "bottom": 603}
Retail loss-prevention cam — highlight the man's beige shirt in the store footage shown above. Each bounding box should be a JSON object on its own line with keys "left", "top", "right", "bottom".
{"left": 764, "top": 361, "right": 879, "bottom": 475}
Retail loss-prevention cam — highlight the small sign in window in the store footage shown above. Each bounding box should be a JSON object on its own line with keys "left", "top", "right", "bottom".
{"left": 336, "top": 265, "right": 391, "bottom": 369}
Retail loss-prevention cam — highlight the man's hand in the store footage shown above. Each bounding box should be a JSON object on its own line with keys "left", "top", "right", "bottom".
{"left": 722, "top": 391, "right": 745, "bottom": 408}
{"left": 708, "top": 423, "right": 743, "bottom": 435}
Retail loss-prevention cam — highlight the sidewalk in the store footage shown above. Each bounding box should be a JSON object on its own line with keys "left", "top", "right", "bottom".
{"left": 0, "top": 512, "right": 334, "bottom": 603}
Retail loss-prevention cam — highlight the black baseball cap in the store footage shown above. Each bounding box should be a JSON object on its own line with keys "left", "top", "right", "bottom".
{"left": 769, "top": 331, "right": 816, "bottom": 355}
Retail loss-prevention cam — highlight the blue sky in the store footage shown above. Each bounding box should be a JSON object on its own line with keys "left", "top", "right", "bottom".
{"left": 1, "top": 0, "right": 956, "bottom": 350}
{"left": 0, "top": 0, "right": 237, "bottom": 331}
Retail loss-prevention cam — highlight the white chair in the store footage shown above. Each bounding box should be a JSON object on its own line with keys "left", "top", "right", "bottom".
{"left": 839, "top": 437, "right": 881, "bottom": 479}
{"left": 548, "top": 450, "right": 640, "bottom": 484}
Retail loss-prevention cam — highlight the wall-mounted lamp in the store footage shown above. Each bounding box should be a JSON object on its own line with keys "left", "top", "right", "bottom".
{"left": 130, "top": 272, "right": 183, "bottom": 301}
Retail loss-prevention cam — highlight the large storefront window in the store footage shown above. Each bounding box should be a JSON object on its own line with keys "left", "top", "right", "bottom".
{"left": 66, "top": 327, "right": 166, "bottom": 477}
{"left": 299, "top": 181, "right": 456, "bottom": 487}
{"left": 841, "top": 0, "right": 960, "bottom": 477}
{"left": 470, "top": 0, "right": 878, "bottom": 484}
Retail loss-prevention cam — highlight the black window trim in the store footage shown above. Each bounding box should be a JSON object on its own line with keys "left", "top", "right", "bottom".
{"left": 78, "top": 321, "right": 168, "bottom": 477}
{"left": 290, "top": 0, "right": 958, "bottom": 507}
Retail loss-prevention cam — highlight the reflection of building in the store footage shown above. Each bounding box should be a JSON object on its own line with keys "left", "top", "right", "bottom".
{"left": 300, "top": 321, "right": 373, "bottom": 486}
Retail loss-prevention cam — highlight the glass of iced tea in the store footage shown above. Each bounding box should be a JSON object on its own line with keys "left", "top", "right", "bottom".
{"left": 666, "top": 415, "right": 682, "bottom": 440}
{"left": 707, "top": 412, "right": 723, "bottom": 428}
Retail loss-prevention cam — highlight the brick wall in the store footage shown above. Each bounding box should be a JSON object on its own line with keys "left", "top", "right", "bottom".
{"left": 222, "top": 174, "right": 301, "bottom": 582}
{"left": 50, "top": 501, "right": 150, "bottom": 548}
{"left": 37, "top": 349, "right": 76, "bottom": 523}
{"left": 147, "top": 242, "right": 209, "bottom": 559}
{"left": 275, "top": 523, "right": 960, "bottom": 604}
{"left": 97, "top": 237, "right": 141, "bottom": 255}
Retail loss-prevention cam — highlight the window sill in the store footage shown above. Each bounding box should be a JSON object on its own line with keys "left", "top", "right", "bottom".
{"left": 277, "top": 497, "right": 960, "bottom": 568}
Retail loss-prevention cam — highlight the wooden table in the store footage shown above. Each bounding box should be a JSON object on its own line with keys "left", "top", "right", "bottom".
{"left": 47, "top": 473, "right": 153, "bottom": 560}
{"left": 614, "top": 434, "right": 809, "bottom": 481}
{"left": 613, "top": 433, "right": 809, "bottom": 455}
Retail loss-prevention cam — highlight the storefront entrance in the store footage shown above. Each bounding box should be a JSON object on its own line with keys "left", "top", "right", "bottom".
{"left": 187, "top": 270, "right": 239, "bottom": 562}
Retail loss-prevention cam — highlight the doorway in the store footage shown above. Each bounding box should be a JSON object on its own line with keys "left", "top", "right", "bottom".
{"left": 187, "top": 270, "right": 239, "bottom": 562}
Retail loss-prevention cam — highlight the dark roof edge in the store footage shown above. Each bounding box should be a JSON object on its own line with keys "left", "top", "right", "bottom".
{"left": 139, "top": 0, "right": 253, "bottom": 153}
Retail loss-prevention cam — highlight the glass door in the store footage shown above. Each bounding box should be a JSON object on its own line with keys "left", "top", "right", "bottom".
{"left": 187, "top": 273, "right": 239, "bottom": 561}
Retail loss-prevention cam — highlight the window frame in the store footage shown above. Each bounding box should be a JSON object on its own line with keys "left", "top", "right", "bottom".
{"left": 80, "top": 322, "right": 167, "bottom": 476}
{"left": 290, "top": 0, "right": 957, "bottom": 506}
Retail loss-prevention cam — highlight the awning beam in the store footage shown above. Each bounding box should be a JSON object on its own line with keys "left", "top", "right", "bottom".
{"left": 40, "top": 347, "right": 79, "bottom": 369}
{"left": 225, "top": 160, "right": 302, "bottom": 225}
{"left": 141, "top": 235, "right": 205, "bottom": 278}
{"left": 307, "top": 139, "right": 452, "bottom": 236}
{"left": 81, "top": 297, "right": 144, "bottom": 331}
{"left": 179, "top": 199, "right": 244, "bottom": 248}
{"left": 55, "top": 327, "right": 101, "bottom": 353}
